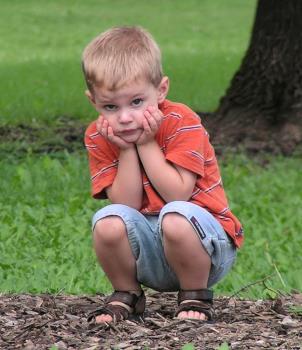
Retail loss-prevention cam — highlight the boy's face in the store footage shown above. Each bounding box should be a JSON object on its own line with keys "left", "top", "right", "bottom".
{"left": 86, "top": 77, "right": 169, "bottom": 143}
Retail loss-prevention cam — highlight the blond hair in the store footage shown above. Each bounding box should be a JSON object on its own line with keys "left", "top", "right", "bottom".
{"left": 82, "top": 26, "right": 163, "bottom": 92}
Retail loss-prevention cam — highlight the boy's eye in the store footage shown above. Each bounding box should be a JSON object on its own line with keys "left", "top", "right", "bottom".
{"left": 104, "top": 104, "right": 117, "bottom": 111}
{"left": 132, "top": 98, "right": 143, "bottom": 107}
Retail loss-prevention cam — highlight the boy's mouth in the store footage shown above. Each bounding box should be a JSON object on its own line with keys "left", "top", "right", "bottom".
{"left": 119, "top": 129, "right": 137, "bottom": 135}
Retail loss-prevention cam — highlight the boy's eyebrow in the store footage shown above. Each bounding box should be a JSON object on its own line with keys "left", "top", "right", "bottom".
{"left": 95, "top": 94, "right": 115, "bottom": 103}
{"left": 98, "top": 92, "right": 145, "bottom": 103}
{"left": 97, "top": 97, "right": 114, "bottom": 103}
{"left": 131, "top": 94, "right": 144, "bottom": 100}
{"left": 131, "top": 91, "right": 147, "bottom": 99}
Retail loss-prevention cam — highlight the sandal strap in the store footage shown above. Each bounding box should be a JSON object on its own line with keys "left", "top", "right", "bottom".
{"left": 108, "top": 291, "right": 146, "bottom": 314}
{"left": 178, "top": 289, "right": 213, "bottom": 304}
{"left": 108, "top": 291, "right": 144, "bottom": 310}
{"left": 87, "top": 290, "right": 146, "bottom": 323}
{"left": 87, "top": 304, "right": 129, "bottom": 323}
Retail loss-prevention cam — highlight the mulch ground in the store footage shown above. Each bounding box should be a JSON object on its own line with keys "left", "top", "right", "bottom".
{"left": 1, "top": 291, "right": 301, "bottom": 350}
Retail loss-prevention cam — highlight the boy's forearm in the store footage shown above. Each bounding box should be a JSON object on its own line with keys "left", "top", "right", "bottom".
{"left": 137, "top": 141, "right": 192, "bottom": 202}
{"left": 109, "top": 146, "right": 143, "bottom": 209}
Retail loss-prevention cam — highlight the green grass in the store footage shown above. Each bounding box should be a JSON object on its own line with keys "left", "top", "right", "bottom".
{"left": 1, "top": 152, "right": 301, "bottom": 296}
{"left": 0, "top": 0, "right": 256, "bottom": 125}
{"left": 218, "top": 154, "right": 302, "bottom": 297}
{"left": 0, "top": 152, "right": 109, "bottom": 293}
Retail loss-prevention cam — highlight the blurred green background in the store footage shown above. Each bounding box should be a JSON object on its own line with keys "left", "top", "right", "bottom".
{"left": 0, "top": 0, "right": 255, "bottom": 125}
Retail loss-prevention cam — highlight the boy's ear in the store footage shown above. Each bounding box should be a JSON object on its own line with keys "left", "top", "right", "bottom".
{"left": 85, "top": 90, "right": 96, "bottom": 107}
{"left": 157, "top": 76, "right": 169, "bottom": 103}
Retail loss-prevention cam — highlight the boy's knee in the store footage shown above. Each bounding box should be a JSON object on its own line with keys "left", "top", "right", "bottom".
{"left": 93, "top": 216, "right": 127, "bottom": 246}
{"left": 161, "top": 212, "right": 191, "bottom": 242}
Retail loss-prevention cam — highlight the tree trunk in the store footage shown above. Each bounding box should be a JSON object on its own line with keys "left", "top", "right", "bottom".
{"left": 207, "top": 0, "right": 302, "bottom": 155}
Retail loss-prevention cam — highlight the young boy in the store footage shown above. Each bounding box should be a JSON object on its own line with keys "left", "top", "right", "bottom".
{"left": 83, "top": 26, "right": 243, "bottom": 324}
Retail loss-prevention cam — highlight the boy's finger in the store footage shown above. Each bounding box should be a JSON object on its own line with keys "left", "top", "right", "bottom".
{"left": 107, "top": 126, "right": 114, "bottom": 137}
{"left": 101, "top": 120, "right": 109, "bottom": 134}
{"left": 153, "top": 108, "right": 163, "bottom": 120}
{"left": 148, "top": 115, "right": 158, "bottom": 131}
{"left": 144, "top": 110, "right": 156, "bottom": 123}
{"left": 96, "top": 115, "right": 104, "bottom": 132}
{"left": 153, "top": 111, "right": 163, "bottom": 126}
{"left": 145, "top": 111, "right": 160, "bottom": 131}
{"left": 101, "top": 128, "right": 109, "bottom": 138}
{"left": 143, "top": 117, "right": 152, "bottom": 133}
{"left": 146, "top": 106, "right": 162, "bottom": 125}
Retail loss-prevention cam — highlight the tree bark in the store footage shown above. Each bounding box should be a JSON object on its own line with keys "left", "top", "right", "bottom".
{"left": 209, "top": 0, "right": 302, "bottom": 154}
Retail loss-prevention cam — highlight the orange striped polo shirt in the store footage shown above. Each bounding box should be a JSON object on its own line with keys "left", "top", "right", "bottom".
{"left": 85, "top": 99, "right": 243, "bottom": 248}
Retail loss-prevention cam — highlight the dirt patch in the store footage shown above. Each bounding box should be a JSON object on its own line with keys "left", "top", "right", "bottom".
{"left": 200, "top": 112, "right": 302, "bottom": 156}
{"left": 0, "top": 291, "right": 301, "bottom": 349}
{"left": 1, "top": 114, "right": 302, "bottom": 157}
{"left": 0, "top": 117, "right": 86, "bottom": 156}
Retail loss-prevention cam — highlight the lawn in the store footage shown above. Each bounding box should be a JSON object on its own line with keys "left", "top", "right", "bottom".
{"left": 1, "top": 153, "right": 301, "bottom": 297}
{"left": 0, "top": 0, "right": 256, "bottom": 125}
{"left": 1, "top": 0, "right": 301, "bottom": 300}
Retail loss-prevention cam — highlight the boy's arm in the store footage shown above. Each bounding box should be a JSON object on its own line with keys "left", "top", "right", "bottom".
{"left": 137, "top": 140, "right": 196, "bottom": 202}
{"left": 135, "top": 106, "right": 196, "bottom": 202}
{"left": 92, "top": 115, "right": 143, "bottom": 209}
{"left": 106, "top": 145, "right": 143, "bottom": 210}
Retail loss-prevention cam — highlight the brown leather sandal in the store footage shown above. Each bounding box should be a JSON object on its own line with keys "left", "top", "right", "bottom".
{"left": 87, "top": 290, "right": 146, "bottom": 323}
{"left": 175, "top": 289, "right": 215, "bottom": 320}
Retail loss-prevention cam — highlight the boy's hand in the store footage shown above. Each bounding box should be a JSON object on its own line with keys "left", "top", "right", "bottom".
{"left": 96, "top": 116, "right": 133, "bottom": 150}
{"left": 136, "top": 106, "right": 163, "bottom": 145}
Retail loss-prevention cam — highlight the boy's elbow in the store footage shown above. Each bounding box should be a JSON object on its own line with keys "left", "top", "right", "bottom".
{"left": 108, "top": 187, "right": 142, "bottom": 210}
{"left": 110, "top": 198, "right": 142, "bottom": 211}
{"left": 130, "top": 201, "right": 142, "bottom": 211}
{"left": 126, "top": 196, "right": 143, "bottom": 210}
{"left": 164, "top": 190, "right": 192, "bottom": 203}
{"left": 163, "top": 175, "right": 195, "bottom": 203}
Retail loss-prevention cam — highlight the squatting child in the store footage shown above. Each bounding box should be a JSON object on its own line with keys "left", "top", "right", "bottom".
{"left": 82, "top": 26, "right": 243, "bottom": 323}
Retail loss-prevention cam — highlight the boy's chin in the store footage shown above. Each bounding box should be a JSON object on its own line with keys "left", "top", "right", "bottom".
{"left": 123, "top": 137, "right": 140, "bottom": 144}
{"left": 121, "top": 131, "right": 143, "bottom": 143}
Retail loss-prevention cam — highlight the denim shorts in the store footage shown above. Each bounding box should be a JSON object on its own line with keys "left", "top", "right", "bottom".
{"left": 92, "top": 201, "right": 236, "bottom": 292}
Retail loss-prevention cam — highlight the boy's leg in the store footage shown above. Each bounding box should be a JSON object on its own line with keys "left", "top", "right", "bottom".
{"left": 92, "top": 203, "right": 153, "bottom": 323}
{"left": 162, "top": 213, "right": 211, "bottom": 320}
{"left": 93, "top": 216, "right": 140, "bottom": 291}
{"left": 159, "top": 201, "right": 236, "bottom": 320}
{"left": 91, "top": 204, "right": 163, "bottom": 323}
{"left": 93, "top": 216, "right": 142, "bottom": 323}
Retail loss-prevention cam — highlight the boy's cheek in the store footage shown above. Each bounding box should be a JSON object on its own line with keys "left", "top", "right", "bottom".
{"left": 101, "top": 114, "right": 111, "bottom": 125}
{"left": 100, "top": 115, "right": 115, "bottom": 131}
{"left": 137, "top": 113, "right": 147, "bottom": 126}
{"left": 137, "top": 118, "right": 144, "bottom": 128}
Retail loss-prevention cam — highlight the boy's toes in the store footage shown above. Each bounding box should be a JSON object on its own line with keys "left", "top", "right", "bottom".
{"left": 95, "top": 314, "right": 113, "bottom": 323}
{"left": 177, "top": 310, "right": 207, "bottom": 320}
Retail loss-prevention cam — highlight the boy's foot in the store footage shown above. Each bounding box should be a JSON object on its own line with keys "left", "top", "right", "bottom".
{"left": 175, "top": 289, "right": 215, "bottom": 321}
{"left": 177, "top": 303, "right": 208, "bottom": 320}
{"left": 94, "top": 298, "right": 134, "bottom": 323}
{"left": 87, "top": 290, "right": 145, "bottom": 324}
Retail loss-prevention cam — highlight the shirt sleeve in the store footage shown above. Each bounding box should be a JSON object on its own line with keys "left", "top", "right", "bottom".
{"left": 84, "top": 125, "right": 119, "bottom": 199}
{"left": 164, "top": 111, "right": 208, "bottom": 178}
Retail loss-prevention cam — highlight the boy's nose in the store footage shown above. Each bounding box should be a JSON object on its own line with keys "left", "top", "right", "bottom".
{"left": 118, "top": 109, "right": 132, "bottom": 123}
